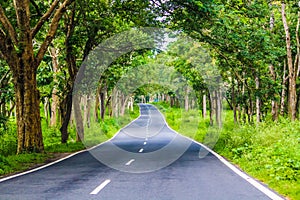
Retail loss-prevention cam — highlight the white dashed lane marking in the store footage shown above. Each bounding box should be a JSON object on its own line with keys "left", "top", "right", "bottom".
{"left": 90, "top": 179, "right": 111, "bottom": 195}
{"left": 125, "top": 159, "right": 135, "bottom": 166}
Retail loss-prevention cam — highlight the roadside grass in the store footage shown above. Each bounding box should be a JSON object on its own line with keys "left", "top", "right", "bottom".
{"left": 84, "top": 105, "right": 140, "bottom": 147}
{"left": 0, "top": 153, "right": 55, "bottom": 176}
{"left": 154, "top": 102, "right": 300, "bottom": 200}
{"left": 215, "top": 119, "right": 300, "bottom": 200}
{"left": 153, "top": 102, "right": 210, "bottom": 142}
{"left": 0, "top": 105, "right": 139, "bottom": 177}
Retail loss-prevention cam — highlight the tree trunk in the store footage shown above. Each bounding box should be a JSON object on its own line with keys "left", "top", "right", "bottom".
{"left": 60, "top": 88, "right": 72, "bottom": 143}
{"left": 82, "top": 95, "right": 87, "bottom": 125}
{"left": 94, "top": 85, "right": 101, "bottom": 122}
{"left": 73, "top": 94, "right": 84, "bottom": 142}
{"left": 255, "top": 73, "right": 260, "bottom": 123}
{"left": 14, "top": 64, "right": 44, "bottom": 153}
{"left": 242, "top": 72, "right": 246, "bottom": 123}
{"left": 237, "top": 80, "right": 241, "bottom": 123}
{"left": 281, "top": 3, "right": 297, "bottom": 120}
{"left": 231, "top": 79, "right": 237, "bottom": 124}
{"left": 215, "top": 90, "right": 222, "bottom": 127}
{"left": 85, "top": 95, "right": 91, "bottom": 128}
{"left": 120, "top": 94, "right": 129, "bottom": 116}
{"left": 112, "top": 90, "right": 120, "bottom": 117}
{"left": 60, "top": 2, "right": 78, "bottom": 143}
{"left": 280, "top": 60, "right": 287, "bottom": 115}
{"left": 269, "top": 7, "right": 279, "bottom": 121}
{"left": 50, "top": 46, "right": 59, "bottom": 126}
{"left": 209, "top": 91, "right": 215, "bottom": 126}
{"left": 43, "top": 97, "right": 49, "bottom": 125}
{"left": 237, "top": 104, "right": 241, "bottom": 123}
{"left": 202, "top": 93, "right": 207, "bottom": 118}
{"left": 184, "top": 87, "right": 189, "bottom": 111}
{"left": 100, "top": 88, "right": 106, "bottom": 120}
{"left": 9, "top": 100, "right": 15, "bottom": 118}
{"left": 1, "top": 102, "right": 6, "bottom": 117}
{"left": 269, "top": 64, "right": 279, "bottom": 121}
{"left": 127, "top": 96, "right": 134, "bottom": 111}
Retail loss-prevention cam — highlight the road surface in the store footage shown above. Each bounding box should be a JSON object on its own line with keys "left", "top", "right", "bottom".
{"left": 0, "top": 104, "right": 284, "bottom": 200}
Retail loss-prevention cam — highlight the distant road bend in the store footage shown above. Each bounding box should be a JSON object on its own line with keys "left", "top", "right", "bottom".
{"left": 0, "top": 104, "right": 285, "bottom": 200}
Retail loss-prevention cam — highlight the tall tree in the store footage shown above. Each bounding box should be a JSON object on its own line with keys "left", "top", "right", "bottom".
{"left": 281, "top": 2, "right": 298, "bottom": 120}
{"left": 0, "top": 0, "right": 72, "bottom": 153}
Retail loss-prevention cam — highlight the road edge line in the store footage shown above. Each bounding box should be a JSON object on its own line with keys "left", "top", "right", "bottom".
{"left": 0, "top": 149, "right": 86, "bottom": 183}
{"left": 86, "top": 103, "right": 144, "bottom": 151}
{"left": 151, "top": 103, "right": 285, "bottom": 200}
{"left": 0, "top": 104, "right": 144, "bottom": 183}
{"left": 188, "top": 138, "right": 285, "bottom": 200}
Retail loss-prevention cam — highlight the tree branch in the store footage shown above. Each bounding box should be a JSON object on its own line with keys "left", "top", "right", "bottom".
{"left": 0, "top": 28, "right": 9, "bottom": 57}
{"left": 13, "top": 0, "right": 32, "bottom": 50}
{"left": 30, "top": 0, "right": 42, "bottom": 17}
{"left": 35, "top": 0, "right": 73, "bottom": 69}
{"left": 31, "top": 0, "right": 60, "bottom": 38}
{"left": 0, "top": 5, "right": 18, "bottom": 45}
{"left": 0, "top": 28, "right": 18, "bottom": 71}
{"left": 0, "top": 69, "right": 11, "bottom": 87}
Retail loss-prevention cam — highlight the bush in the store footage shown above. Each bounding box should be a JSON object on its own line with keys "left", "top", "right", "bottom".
{"left": 214, "top": 117, "right": 300, "bottom": 200}
{"left": 0, "top": 120, "right": 17, "bottom": 156}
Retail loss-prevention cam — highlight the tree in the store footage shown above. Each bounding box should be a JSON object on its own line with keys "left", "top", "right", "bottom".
{"left": 0, "top": 0, "right": 72, "bottom": 153}
{"left": 281, "top": 2, "right": 299, "bottom": 120}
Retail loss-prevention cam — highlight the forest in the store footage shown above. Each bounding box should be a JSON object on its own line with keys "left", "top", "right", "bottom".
{"left": 0, "top": 0, "right": 299, "bottom": 199}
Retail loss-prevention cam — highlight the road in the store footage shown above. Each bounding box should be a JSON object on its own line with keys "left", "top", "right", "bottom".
{"left": 0, "top": 104, "right": 284, "bottom": 200}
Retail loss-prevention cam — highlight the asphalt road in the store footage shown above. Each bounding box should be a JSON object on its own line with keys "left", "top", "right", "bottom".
{"left": 0, "top": 104, "right": 284, "bottom": 200}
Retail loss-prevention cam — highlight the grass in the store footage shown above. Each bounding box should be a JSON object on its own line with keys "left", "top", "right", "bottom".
{"left": 215, "top": 119, "right": 300, "bottom": 200}
{"left": 154, "top": 102, "right": 300, "bottom": 200}
{"left": 0, "top": 104, "right": 140, "bottom": 177}
{"left": 0, "top": 153, "right": 55, "bottom": 176}
{"left": 84, "top": 105, "right": 140, "bottom": 147}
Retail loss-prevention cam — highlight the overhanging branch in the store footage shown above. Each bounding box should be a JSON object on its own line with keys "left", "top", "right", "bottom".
{"left": 31, "top": 0, "right": 60, "bottom": 38}
{"left": 35, "top": 0, "right": 73, "bottom": 69}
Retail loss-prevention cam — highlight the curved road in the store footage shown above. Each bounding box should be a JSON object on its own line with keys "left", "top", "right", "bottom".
{"left": 0, "top": 104, "right": 284, "bottom": 200}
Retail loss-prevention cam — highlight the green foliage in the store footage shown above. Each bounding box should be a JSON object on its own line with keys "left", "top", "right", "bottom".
{"left": 0, "top": 153, "right": 53, "bottom": 176}
{"left": 45, "top": 143, "right": 84, "bottom": 153}
{"left": 37, "top": 61, "right": 54, "bottom": 99}
{"left": 1, "top": 2, "right": 300, "bottom": 199}
{"left": 215, "top": 119, "right": 300, "bottom": 200}
{"left": 153, "top": 102, "right": 208, "bottom": 143}
{"left": 0, "top": 120, "right": 17, "bottom": 156}
{"left": 0, "top": 62, "right": 14, "bottom": 130}
{"left": 84, "top": 105, "right": 140, "bottom": 147}
{"left": 0, "top": 115, "right": 8, "bottom": 131}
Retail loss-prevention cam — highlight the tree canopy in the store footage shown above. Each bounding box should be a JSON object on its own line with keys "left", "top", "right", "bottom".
{"left": 0, "top": 0, "right": 299, "bottom": 152}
